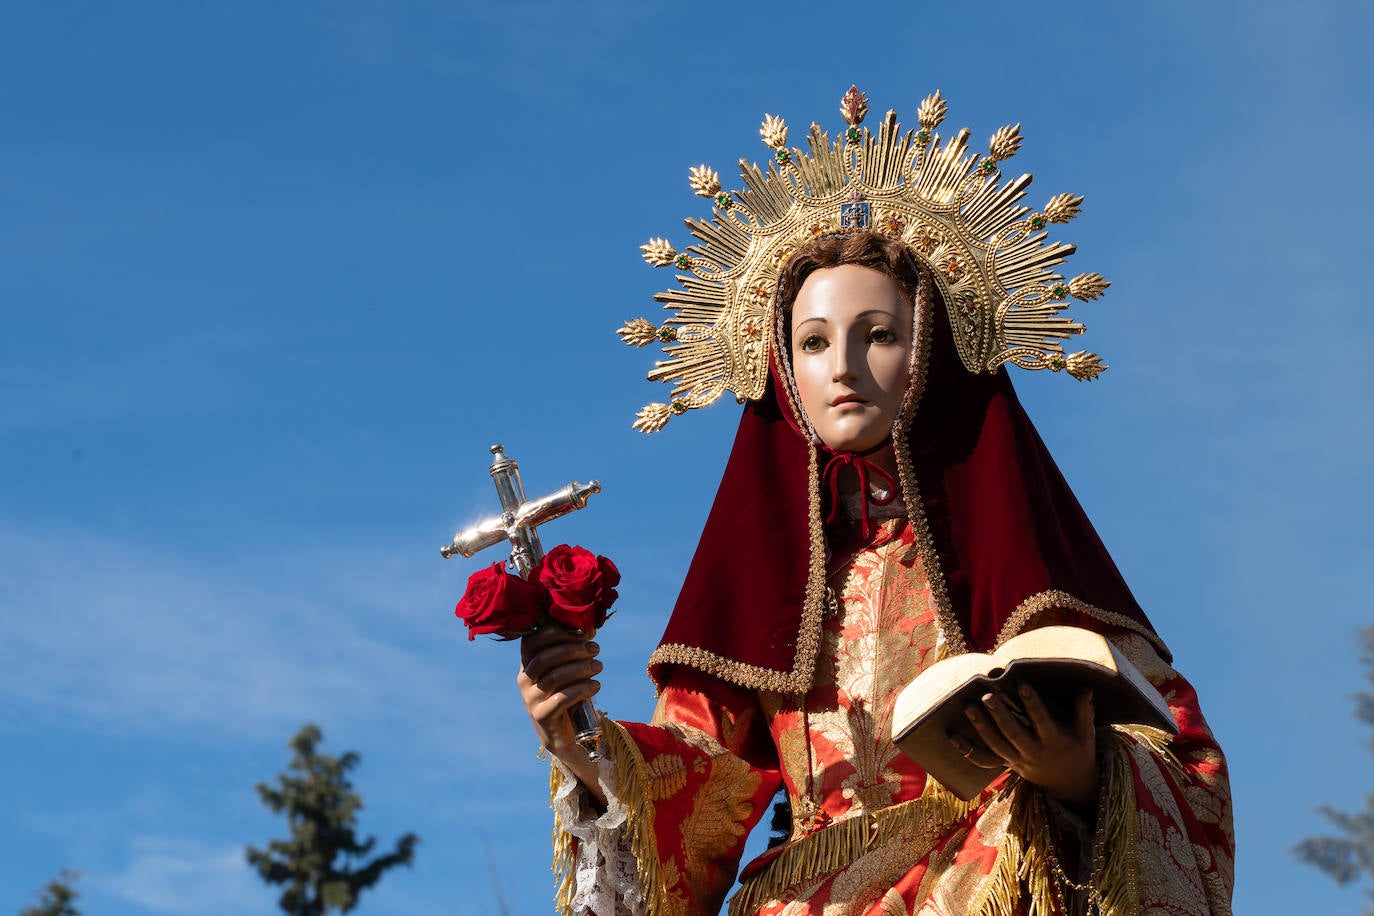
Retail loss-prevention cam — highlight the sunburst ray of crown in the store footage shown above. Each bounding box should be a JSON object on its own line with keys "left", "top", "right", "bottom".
{"left": 619, "top": 86, "right": 1111, "bottom": 433}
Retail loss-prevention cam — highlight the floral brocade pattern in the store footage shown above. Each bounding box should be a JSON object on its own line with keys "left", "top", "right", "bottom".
{"left": 761, "top": 523, "right": 940, "bottom": 831}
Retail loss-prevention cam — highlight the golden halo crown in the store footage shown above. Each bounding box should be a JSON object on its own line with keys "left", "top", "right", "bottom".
{"left": 620, "top": 86, "right": 1110, "bottom": 433}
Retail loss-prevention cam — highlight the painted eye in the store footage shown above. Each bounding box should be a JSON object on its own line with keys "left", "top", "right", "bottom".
{"left": 798, "top": 334, "right": 825, "bottom": 353}
{"left": 869, "top": 326, "right": 897, "bottom": 344}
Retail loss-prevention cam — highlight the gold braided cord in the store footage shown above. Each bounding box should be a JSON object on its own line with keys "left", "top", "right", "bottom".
{"left": 646, "top": 636, "right": 821, "bottom": 696}
{"left": 888, "top": 271, "right": 970, "bottom": 658}
{"left": 623, "top": 86, "right": 1110, "bottom": 432}
{"left": 993, "top": 588, "right": 1172, "bottom": 662}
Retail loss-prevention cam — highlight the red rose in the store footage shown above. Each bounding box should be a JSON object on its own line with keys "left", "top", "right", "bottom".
{"left": 454, "top": 562, "right": 547, "bottom": 640}
{"left": 536, "top": 545, "right": 620, "bottom": 631}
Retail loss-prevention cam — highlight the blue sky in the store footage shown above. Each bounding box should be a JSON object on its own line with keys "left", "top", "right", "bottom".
{"left": 2, "top": 1, "right": 1371, "bottom": 914}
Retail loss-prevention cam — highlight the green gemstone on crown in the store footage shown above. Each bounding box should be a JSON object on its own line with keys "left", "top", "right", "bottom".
{"left": 657, "top": 326, "right": 677, "bottom": 342}
{"left": 775, "top": 149, "right": 791, "bottom": 163}
{"left": 715, "top": 192, "right": 731, "bottom": 208}
{"left": 916, "top": 130, "right": 930, "bottom": 143}
{"left": 847, "top": 127, "right": 861, "bottom": 142}
{"left": 980, "top": 158, "right": 996, "bottom": 173}
{"left": 670, "top": 399, "right": 687, "bottom": 414}
{"left": 1050, "top": 356, "right": 1066, "bottom": 369}
{"left": 675, "top": 254, "right": 692, "bottom": 269}
{"left": 1030, "top": 215, "right": 1046, "bottom": 229}
{"left": 1052, "top": 284, "right": 1067, "bottom": 298}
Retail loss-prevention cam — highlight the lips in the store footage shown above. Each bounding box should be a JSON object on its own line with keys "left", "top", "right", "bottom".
{"left": 831, "top": 394, "right": 867, "bottom": 407}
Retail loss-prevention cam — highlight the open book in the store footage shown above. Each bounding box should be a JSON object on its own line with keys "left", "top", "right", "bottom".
{"left": 891, "top": 626, "right": 1177, "bottom": 800}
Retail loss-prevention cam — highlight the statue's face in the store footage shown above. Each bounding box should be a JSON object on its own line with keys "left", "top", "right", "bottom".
{"left": 789, "top": 264, "right": 913, "bottom": 453}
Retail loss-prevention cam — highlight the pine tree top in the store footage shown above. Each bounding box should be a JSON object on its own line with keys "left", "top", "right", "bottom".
{"left": 247, "top": 724, "right": 418, "bottom": 916}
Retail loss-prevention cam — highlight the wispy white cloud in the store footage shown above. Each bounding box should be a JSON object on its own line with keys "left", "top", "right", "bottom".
{"left": 90, "top": 836, "right": 269, "bottom": 916}
{"left": 0, "top": 524, "right": 535, "bottom": 769}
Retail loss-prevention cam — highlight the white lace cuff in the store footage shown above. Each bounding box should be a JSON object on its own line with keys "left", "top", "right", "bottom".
{"left": 551, "top": 756, "right": 646, "bottom": 916}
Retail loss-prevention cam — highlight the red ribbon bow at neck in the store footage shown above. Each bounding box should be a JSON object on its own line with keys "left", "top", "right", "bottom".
{"left": 820, "top": 447, "right": 899, "bottom": 539}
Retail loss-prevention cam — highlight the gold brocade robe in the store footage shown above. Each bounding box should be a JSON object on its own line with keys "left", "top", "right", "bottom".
{"left": 553, "top": 522, "right": 1235, "bottom": 915}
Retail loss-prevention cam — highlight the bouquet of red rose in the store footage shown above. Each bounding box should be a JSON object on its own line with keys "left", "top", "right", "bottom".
{"left": 453, "top": 544, "right": 620, "bottom": 640}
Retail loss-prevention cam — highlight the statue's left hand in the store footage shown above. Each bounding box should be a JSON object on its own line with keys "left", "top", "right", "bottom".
{"left": 950, "top": 683, "right": 1098, "bottom": 812}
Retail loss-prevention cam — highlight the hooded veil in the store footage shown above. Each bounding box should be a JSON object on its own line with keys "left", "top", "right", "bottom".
{"left": 648, "top": 256, "right": 1168, "bottom": 695}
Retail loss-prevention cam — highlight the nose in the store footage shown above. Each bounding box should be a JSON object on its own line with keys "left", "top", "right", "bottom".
{"left": 831, "top": 334, "right": 858, "bottom": 382}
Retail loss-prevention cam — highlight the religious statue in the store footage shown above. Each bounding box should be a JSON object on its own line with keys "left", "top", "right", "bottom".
{"left": 509, "top": 87, "right": 1234, "bottom": 915}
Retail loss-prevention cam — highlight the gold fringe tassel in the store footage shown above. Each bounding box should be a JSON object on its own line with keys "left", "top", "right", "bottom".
{"left": 969, "top": 729, "right": 1160, "bottom": 916}
{"left": 1095, "top": 732, "right": 1142, "bottom": 916}
{"left": 549, "top": 724, "right": 1175, "bottom": 915}
{"left": 550, "top": 763, "right": 576, "bottom": 910}
{"left": 727, "top": 778, "right": 981, "bottom": 914}
{"left": 1115, "top": 723, "right": 1183, "bottom": 776}
{"left": 964, "top": 779, "right": 1043, "bottom": 916}
{"left": 1093, "top": 722, "right": 1185, "bottom": 915}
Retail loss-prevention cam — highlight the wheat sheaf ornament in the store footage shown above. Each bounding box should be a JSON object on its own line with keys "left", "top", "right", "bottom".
{"left": 619, "top": 86, "right": 1110, "bottom": 433}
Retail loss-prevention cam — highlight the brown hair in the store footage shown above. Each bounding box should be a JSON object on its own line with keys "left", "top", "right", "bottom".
{"left": 776, "top": 230, "right": 924, "bottom": 331}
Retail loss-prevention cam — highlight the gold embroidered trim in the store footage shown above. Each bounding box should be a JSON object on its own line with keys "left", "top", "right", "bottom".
{"left": 551, "top": 717, "right": 677, "bottom": 916}
{"left": 993, "top": 588, "right": 1171, "bottom": 662}
{"left": 647, "top": 640, "right": 820, "bottom": 695}
{"left": 727, "top": 778, "right": 981, "bottom": 914}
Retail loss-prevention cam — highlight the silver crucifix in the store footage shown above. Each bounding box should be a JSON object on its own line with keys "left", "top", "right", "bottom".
{"left": 441, "top": 444, "right": 605, "bottom": 759}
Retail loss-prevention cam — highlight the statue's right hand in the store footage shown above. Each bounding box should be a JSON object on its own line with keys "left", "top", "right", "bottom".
{"left": 518, "top": 625, "right": 605, "bottom": 800}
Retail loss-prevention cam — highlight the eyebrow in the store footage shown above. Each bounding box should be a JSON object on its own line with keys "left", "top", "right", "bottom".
{"left": 792, "top": 308, "right": 905, "bottom": 331}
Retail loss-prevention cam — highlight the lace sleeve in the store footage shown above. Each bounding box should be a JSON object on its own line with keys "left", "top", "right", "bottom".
{"left": 550, "top": 754, "right": 645, "bottom": 916}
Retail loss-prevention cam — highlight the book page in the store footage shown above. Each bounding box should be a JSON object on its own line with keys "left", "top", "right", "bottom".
{"left": 891, "top": 651, "right": 994, "bottom": 737}
{"left": 991, "top": 626, "right": 1118, "bottom": 670}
